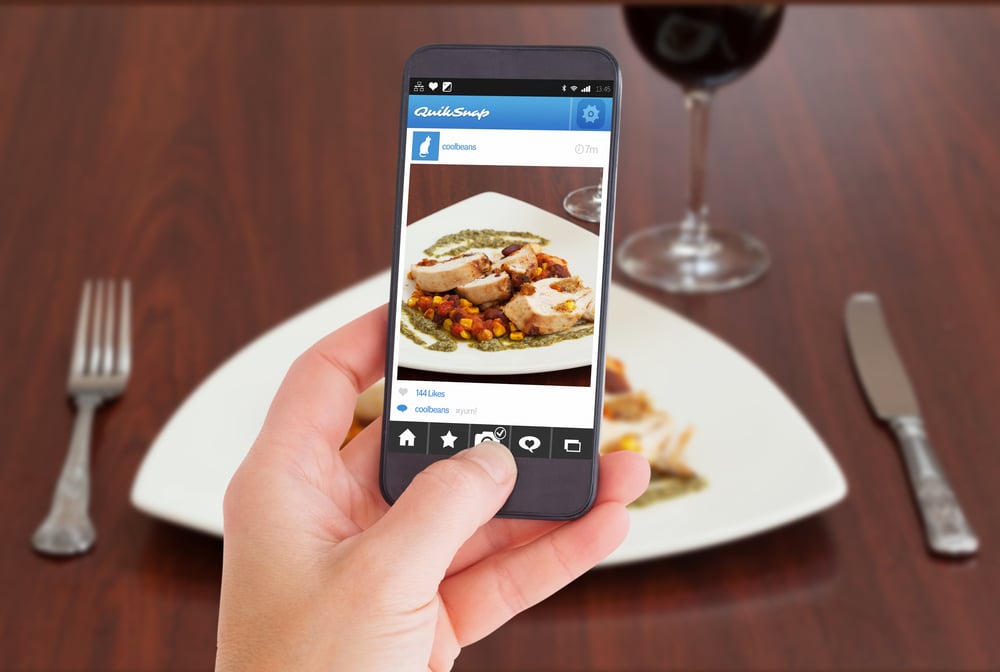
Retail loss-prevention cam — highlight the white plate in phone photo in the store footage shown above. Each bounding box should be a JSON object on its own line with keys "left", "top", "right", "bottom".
{"left": 398, "top": 191, "right": 599, "bottom": 375}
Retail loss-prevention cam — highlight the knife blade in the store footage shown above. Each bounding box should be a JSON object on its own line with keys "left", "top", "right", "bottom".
{"left": 845, "top": 293, "right": 978, "bottom": 557}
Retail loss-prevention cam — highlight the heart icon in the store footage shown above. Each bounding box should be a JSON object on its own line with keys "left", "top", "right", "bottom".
{"left": 428, "top": 82, "right": 439, "bottom": 91}
{"left": 398, "top": 387, "right": 408, "bottom": 396}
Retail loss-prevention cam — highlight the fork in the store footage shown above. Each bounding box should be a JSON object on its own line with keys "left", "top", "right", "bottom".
{"left": 32, "top": 279, "right": 132, "bottom": 556}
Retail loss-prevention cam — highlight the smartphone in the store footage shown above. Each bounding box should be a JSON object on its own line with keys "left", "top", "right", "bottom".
{"left": 380, "top": 45, "right": 621, "bottom": 520}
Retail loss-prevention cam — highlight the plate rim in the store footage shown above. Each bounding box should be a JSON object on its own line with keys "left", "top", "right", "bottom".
{"left": 131, "top": 270, "right": 849, "bottom": 565}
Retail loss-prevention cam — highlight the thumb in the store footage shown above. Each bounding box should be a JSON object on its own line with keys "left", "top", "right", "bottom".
{"left": 367, "top": 442, "right": 516, "bottom": 585}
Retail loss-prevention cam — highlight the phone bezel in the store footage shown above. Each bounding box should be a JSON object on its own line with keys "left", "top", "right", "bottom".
{"left": 380, "top": 44, "right": 622, "bottom": 520}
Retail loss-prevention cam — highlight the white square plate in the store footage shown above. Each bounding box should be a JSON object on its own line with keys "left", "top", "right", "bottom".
{"left": 131, "top": 257, "right": 846, "bottom": 566}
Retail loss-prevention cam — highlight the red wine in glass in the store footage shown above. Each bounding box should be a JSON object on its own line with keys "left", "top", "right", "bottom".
{"left": 624, "top": 6, "right": 784, "bottom": 91}
{"left": 618, "top": 5, "right": 785, "bottom": 293}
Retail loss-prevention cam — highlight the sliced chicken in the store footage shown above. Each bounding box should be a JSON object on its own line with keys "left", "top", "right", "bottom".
{"left": 497, "top": 244, "right": 539, "bottom": 289}
{"left": 410, "top": 253, "right": 490, "bottom": 293}
{"left": 578, "top": 287, "right": 595, "bottom": 322}
{"left": 502, "top": 276, "right": 590, "bottom": 335}
{"left": 456, "top": 272, "right": 512, "bottom": 306}
{"left": 600, "top": 391, "right": 696, "bottom": 478}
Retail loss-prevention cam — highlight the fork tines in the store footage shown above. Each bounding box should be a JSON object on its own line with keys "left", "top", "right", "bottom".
{"left": 70, "top": 279, "right": 131, "bottom": 381}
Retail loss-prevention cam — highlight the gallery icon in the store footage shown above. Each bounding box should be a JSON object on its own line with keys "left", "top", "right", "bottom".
{"left": 442, "top": 81, "right": 453, "bottom": 93}
{"left": 563, "top": 438, "right": 582, "bottom": 454}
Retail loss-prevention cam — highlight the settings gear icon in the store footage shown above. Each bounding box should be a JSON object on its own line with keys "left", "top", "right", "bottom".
{"left": 580, "top": 104, "right": 600, "bottom": 124}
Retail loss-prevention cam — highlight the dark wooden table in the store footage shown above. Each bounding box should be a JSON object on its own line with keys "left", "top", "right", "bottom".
{"left": 2, "top": 5, "right": 999, "bottom": 671}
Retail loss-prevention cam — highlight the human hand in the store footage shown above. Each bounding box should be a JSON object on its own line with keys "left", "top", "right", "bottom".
{"left": 216, "top": 305, "right": 650, "bottom": 671}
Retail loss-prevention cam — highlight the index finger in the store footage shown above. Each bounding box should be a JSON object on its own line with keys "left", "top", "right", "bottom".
{"left": 258, "top": 304, "right": 388, "bottom": 450}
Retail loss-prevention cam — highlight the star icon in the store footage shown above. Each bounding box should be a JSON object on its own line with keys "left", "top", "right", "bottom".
{"left": 440, "top": 431, "right": 458, "bottom": 449}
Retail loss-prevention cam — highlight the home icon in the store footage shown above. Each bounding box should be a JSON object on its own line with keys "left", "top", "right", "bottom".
{"left": 399, "top": 429, "right": 416, "bottom": 448}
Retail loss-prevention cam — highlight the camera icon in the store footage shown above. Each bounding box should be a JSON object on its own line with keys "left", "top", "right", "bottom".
{"left": 474, "top": 431, "right": 497, "bottom": 445}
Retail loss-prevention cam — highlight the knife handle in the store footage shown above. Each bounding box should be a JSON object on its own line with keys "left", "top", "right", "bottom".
{"left": 889, "top": 416, "right": 979, "bottom": 557}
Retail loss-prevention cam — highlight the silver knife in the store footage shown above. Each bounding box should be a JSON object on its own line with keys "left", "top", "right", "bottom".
{"left": 845, "top": 293, "right": 979, "bottom": 557}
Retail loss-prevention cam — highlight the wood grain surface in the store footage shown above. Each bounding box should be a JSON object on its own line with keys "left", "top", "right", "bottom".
{"left": 2, "top": 5, "right": 999, "bottom": 671}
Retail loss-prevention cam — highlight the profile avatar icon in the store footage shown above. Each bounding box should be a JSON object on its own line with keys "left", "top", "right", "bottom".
{"left": 418, "top": 135, "right": 432, "bottom": 157}
{"left": 411, "top": 131, "right": 440, "bottom": 161}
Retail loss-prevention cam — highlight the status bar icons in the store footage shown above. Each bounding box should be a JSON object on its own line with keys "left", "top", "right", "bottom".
{"left": 413, "top": 81, "right": 453, "bottom": 94}
{"left": 562, "top": 83, "right": 613, "bottom": 95}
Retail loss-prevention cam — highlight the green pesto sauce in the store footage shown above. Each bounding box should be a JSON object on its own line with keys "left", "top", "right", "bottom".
{"left": 424, "top": 229, "right": 550, "bottom": 258}
{"left": 629, "top": 475, "right": 708, "bottom": 508}
{"left": 401, "top": 304, "right": 593, "bottom": 353}
{"left": 400, "top": 305, "right": 457, "bottom": 352}
{"left": 469, "top": 324, "right": 593, "bottom": 351}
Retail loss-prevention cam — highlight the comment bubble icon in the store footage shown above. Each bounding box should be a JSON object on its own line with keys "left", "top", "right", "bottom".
{"left": 518, "top": 435, "right": 541, "bottom": 454}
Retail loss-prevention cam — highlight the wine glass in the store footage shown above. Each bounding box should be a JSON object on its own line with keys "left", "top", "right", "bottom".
{"left": 618, "top": 5, "right": 785, "bottom": 293}
{"left": 563, "top": 183, "right": 603, "bottom": 223}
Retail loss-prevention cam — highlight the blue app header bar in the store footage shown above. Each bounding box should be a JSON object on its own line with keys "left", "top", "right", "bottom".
{"left": 408, "top": 95, "right": 612, "bottom": 131}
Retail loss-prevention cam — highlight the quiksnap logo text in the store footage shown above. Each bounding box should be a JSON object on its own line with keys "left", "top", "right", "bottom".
{"left": 414, "top": 105, "right": 491, "bottom": 121}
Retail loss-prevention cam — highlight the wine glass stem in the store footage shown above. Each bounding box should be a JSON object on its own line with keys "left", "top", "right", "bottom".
{"left": 681, "top": 89, "right": 713, "bottom": 247}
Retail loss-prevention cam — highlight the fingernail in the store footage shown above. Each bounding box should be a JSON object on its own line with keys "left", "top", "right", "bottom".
{"left": 465, "top": 442, "right": 516, "bottom": 484}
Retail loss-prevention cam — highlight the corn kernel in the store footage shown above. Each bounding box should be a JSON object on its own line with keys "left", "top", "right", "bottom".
{"left": 466, "top": 306, "right": 480, "bottom": 314}
{"left": 432, "top": 295, "right": 444, "bottom": 305}
{"left": 459, "top": 298, "right": 472, "bottom": 307}
{"left": 510, "top": 331, "right": 524, "bottom": 341}
{"left": 477, "top": 329, "right": 493, "bottom": 341}
{"left": 443, "top": 319, "right": 453, "bottom": 329}
{"left": 564, "top": 300, "right": 576, "bottom": 311}
{"left": 407, "top": 297, "right": 418, "bottom": 307}
{"left": 459, "top": 330, "right": 471, "bottom": 339}
{"left": 621, "top": 435, "right": 642, "bottom": 453}
{"left": 423, "top": 309, "right": 435, "bottom": 319}
{"left": 492, "top": 323, "right": 506, "bottom": 337}
{"left": 459, "top": 318, "right": 474, "bottom": 329}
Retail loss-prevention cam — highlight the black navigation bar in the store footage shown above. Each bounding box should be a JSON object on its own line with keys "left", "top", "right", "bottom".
{"left": 389, "top": 421, "right": 594, "bottom": 460}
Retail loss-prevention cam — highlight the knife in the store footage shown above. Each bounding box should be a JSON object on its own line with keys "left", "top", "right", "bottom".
{"left": 845, "top": 293, "right": 979, "bottom": 557}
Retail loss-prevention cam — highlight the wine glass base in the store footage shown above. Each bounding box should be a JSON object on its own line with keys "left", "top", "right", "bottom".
{"left": 617, "top": 224, "right": 770, "bottom": 294}
{"left": 563, "top": 185, "right": 602, "bottom": 223}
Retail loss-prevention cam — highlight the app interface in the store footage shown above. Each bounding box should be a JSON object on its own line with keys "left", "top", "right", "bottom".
{"left": 389, "top": 77, "right": 614, "bottom": 463}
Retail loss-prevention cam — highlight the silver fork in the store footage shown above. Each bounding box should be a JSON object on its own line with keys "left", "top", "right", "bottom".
{"left": 32, "top": 279, "right": 132, "bottom": 556}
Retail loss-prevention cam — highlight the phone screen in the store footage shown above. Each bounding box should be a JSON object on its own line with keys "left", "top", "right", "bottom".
{"left": 381, "top": 49, "right": 620, "bottom": 519}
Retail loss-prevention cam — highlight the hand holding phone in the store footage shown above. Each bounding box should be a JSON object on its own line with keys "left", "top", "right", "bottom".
{"left": 381, "top": 45, "right": 622, "bottom": 520}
